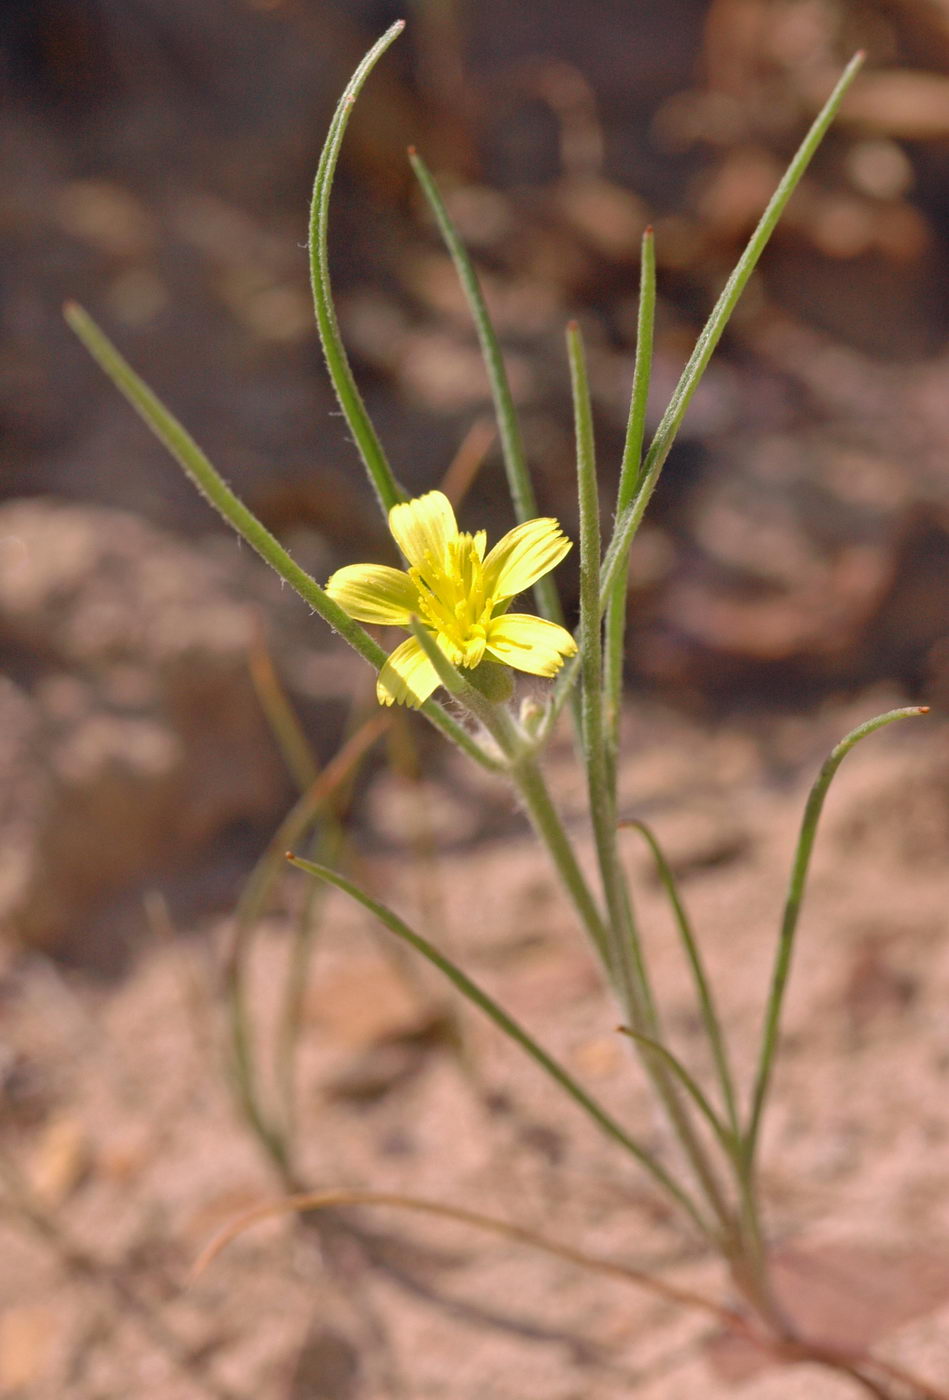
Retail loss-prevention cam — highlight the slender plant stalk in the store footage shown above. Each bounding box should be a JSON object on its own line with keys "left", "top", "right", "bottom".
{"left": 287, "top": 855, "right": 713, "bottom": 1237}
{"left": 273, "top": 691, "right": 381, "bottom": 1147}
{"left": 531, "top": 650, "right": 582, "bottom": 745}
{"left": 568, "top": 324, "right": 650, "bottom": 1003}
{"left": 276, "top": 823, "right": 340, "bottom": 1145}
{"left": 408, "top": 148, "right": 565, "bottom": 628}
{"left": 247, "top": 625, "right": 335, "bottom": 1148}
{"left": 598, "top": 53, "right": 866, "bottom": 612}
{"left": 603, "top": 226, "right": 655, "bottom": 777}
{"left": 194, "top": 1185, "right": 731, "bottom": 1319}
{"left": 619, "top": 818, "right": 739, "bottom": 1142}
{"left": 308, "top": 20, "right": 407, "bottom": 513}
{"left": 506, "top": 744, "right": 615, "bottom": 967}
{"left": 409, "top": 622, "right": 613, "bottom": 967}
{"left": 227, "top": 712, "right": 391, "bottom": 1175}
{"left": 570, "top": 321, "right": 628, "bottom": 945}
{"left": 62, "top": 303, "right": 501, "bottom": 776}
{"left": 248, "top": 620, "right": 320, "bottom": 791}
{"left": 616, "top": 1027, "right": 732, "bottom": 1154}
{"left": 194, "top": 1185, "right": 949, "bottom": 1399}
{"left": 568, "top": 323, "right": 731, "bottom": 1231}
{"left": 744, "top": 706, "right": 928, "bottom": 1168}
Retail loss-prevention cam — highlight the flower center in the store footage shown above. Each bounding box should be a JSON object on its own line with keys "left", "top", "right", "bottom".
{"left": 410, "top": 533, "right": 497, "bottom": 669}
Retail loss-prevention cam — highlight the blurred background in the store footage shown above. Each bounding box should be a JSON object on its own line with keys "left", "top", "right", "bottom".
{"left": 5, "top": 0, "right": 949, "bottom": 954}
{"left": 4, "top": 0, "right": 949, "bottom": 917}
{"left": 2, "top": 4, "right": 949, "bottom": 1394}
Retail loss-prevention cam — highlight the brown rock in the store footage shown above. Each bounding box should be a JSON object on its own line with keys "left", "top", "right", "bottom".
{"left": 0, "top": 1305, "right": 57, "bottom": 1392}
{"left": 0, "top": 500, "right": 288, "bottom": 954}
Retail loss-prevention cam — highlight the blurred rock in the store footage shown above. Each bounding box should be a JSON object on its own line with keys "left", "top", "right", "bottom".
{"left": 0, "top": 1305, "right": 57, "bottom": 1393}
{"left": 0, "top": 500, "right": 290, "bottom": 957}
{"left": 26, "top": 1114, "right": 90, "bottom": 1207}
{"left": 307, "top": 958, "right": 446, "bottom": 1052}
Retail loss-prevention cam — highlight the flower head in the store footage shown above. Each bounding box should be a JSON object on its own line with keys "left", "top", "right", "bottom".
{"left": 326, "top": 490, "right": 578, "bottom": 707}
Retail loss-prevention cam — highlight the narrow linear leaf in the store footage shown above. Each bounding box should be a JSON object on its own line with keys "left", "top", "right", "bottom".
{"left": 615, "top": 227, "right": 657, "bottom": 515}
{"left": 599, "top": 53, "right": 866, "bottom": 612}
{"left": 568, "top": 321, "right": 603, "bottom": 768}
{"left": 227, "top": 712, "right": 390, "bottom": 1175}
{"left": 309, "top": 21, "right": 407, "bottom": 512}
{"left": 409, "top": 148, "right": 564, "bottom": 626}
{"left": 620, "top": 817, "right": 739, "bottom": 1143}
{"left": 604, "top": 227, "right": 655, "bottom": 768}
{"left": 745, "top": 705, "right": 928, "bottom": 1166}
{"left": 567, "top": 322, "right": 646, "bottom": 1004}
{"left": 63, "top": 303, "right": 501, "bottom": 773}
{"left": 288, "top": 854, "right": 714, "bottom": 1237}
{"left": 617, "top": 1027, "right": 733, "bottom": 1156}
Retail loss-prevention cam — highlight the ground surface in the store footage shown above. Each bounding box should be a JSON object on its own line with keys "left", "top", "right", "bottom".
{"left": 1, "top": 691, "right": 947, "bottom": 1399}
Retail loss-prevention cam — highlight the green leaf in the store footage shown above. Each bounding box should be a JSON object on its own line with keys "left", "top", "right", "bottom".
{"left": 308, "top": 21, "right": 407, "bottom": 513}
{"left": 598, "top": 53, "right": 866, "bottom": 612}
{"left": 744, "top": 705, "right": 928, "bottom": 1167}
{"left": 619, "top": 818, "right": 739, "bottom": 1144}
{"left": 604, "top": 227, "right": 655, "bottom": 773}
{"left": 63, "top": 302, "right": 501, "bottom": 774}
{"left": 289, "top": 853, "right": 714, "bottom": 1238}
{"left": 408, "top": 149, "right": 564, "bottom": 627}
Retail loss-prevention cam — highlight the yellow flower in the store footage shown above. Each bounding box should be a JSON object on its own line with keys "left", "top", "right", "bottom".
{"left": 326, "top": 490, "right": 578, "bottom": 707}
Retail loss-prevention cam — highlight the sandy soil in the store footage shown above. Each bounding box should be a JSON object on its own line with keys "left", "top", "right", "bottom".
{"left": 1, "top": 692, "right": 947, "bottom": 1399}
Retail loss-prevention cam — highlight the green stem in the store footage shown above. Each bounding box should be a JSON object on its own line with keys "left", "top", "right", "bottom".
{"left": 567, "top": 325, "right": 731, "bottom": 1231}
{"left": 510, "top": 745, "right": 613, "bottom": 969}
{"left": 598, "top": 53, "right": 866, "bottom": 613}
{"left": 535, "top": 650, "right": 582, "bottom": 745}
{"left": 568, "top": 323, "right": 642, "bottom": 992}
{"left": 408, "top": 622, "right": 612, "bottom": 970}
{"left": 617, "top": 1028, "right": 733, "bottom": 1156}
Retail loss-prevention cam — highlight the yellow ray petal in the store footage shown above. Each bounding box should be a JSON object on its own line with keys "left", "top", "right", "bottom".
{"left": 482, "top": 518, "right": 572, "bottom": 600}
{"left": 486, "top": 613, "right": 578, "bottom": 677}
{"left": 388, "top": 490, "right": 458, "bottom": 572}
{"left": 325, "top": 564, "right": 419, "bottom": 625}
{"left": 376, "top": 634, "right": 443, "bottom": 708}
